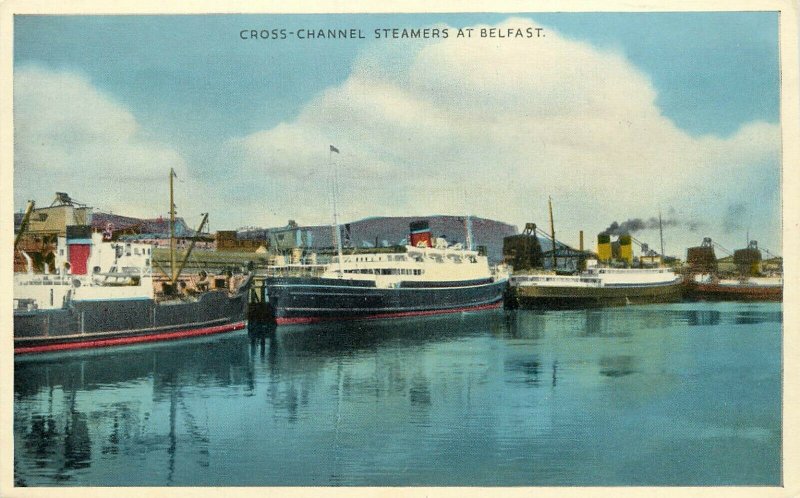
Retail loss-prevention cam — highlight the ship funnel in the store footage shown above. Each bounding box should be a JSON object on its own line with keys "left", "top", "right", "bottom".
{"left": 66, "top": 225, "right": 93, "bottom": 275}
{"left": 597, "top": 234, "right": 612, "bottom": 262}
{"left": 619, "top": 234, "right": 633, "bottom": 265}
{"left": 409, "top": 221, "right": 433, "bottom": 248}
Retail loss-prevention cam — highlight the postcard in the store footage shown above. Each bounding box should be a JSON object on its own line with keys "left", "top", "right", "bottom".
{"left": 1, "top": 1, "right": 797, "bottom": 497}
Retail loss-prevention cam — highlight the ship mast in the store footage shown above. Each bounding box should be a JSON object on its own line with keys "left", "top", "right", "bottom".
{"left": 329, "top": 145, "right": 343, "bottom": 275}
{"left": 169, "top": 168, "right": 177, "bottom": 281}
{"left": 465, "top": 215, "right": 473, "bottom": 252}
{"left": 463, "top": 189, "right": 473, "bottom": 251}
{"left": 658, "top": 210, "right": 664, "bottom": 259}
{"left": 548, "top": 196, "right": 557, "bottom": 270}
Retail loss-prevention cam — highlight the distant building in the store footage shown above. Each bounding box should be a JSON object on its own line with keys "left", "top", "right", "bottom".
{"left": 216, "top": 230, "right": 267, "bottom": 252}
{"left": 503, "top": 223, "right": 544, "bottom": 271}
{"left": 15, "top": 192, "right": 92, "bottom": 237}
{"left": 733, "top": 241, "right": 763, "bottom": 276}
{"left": 639, "top": 254, "right": 663, "bottom": 267}
{"left": 504, "top": 222, "right": 594, "bottom": 272}
{"left": 542, "top": 246, "right": 591, "bottom": 272}
{"left": 762, "top": 256, "right": 783, "bottom": 275}
{"left": 686, "top": 238, "right": 717, "bottom": 273}
{"left": 268, "top": 220, "right": 314, "bottom": 253}
{"left": 14, "top": 193, "right": 91, "bottom": 272}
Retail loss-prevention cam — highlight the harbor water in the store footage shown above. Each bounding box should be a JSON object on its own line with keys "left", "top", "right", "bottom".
{"left": 13, "top": 301, "right": 781, "bottom": 486}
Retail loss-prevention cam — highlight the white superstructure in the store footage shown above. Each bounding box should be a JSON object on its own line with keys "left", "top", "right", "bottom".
{"left": 14, "top": 232, "right": 154, "bottom": 311}
{"left": 323, "top": 239, "right": 508, "bottom": 289}
{"left": 512, "top": 266, "right": 680, "bottom": 289}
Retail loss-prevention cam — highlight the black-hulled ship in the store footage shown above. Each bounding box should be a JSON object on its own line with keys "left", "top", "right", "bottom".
{"left": 264, "top": 221, "right": 509, "bottom": 325}
{"left": 14, "top": 172, "right": 252, "bottom": 356}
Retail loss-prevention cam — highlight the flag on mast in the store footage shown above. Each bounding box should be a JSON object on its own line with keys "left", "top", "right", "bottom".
{"left": 330, "top": 145, "right": 339, "bottom": 154}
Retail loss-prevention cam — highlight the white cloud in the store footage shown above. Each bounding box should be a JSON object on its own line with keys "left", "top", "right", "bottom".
{"left": 14, "top": 65, "right": 190, "bottom": 218}
{"left": 236, "top": 18, "right": 781, "bottom": 254}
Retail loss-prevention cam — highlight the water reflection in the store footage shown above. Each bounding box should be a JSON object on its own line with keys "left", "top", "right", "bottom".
{"left": 599, "top": 356, "right": 637, "bottom": 377}
{"left": 14, "top": 302, "right": 781, "bottom": 486}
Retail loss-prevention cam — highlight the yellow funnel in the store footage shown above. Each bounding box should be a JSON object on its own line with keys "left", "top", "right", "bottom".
{"left": 619, "top": 234, "right": 633, "bottom": 265}
{"left": 597, "top": 234, "right": 611, "bottom": 261}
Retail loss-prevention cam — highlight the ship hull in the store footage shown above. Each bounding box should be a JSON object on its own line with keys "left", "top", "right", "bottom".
{"left": 684, "top": 282, "right": 782, "bottom": 302}
{"left": 14, "top": 278, "right": 252, "bottom": 355}
{"left": 511, "top": 281, "right": 684, "bottom": 308}
{"left": 264, "top": 276, "right": 508, "bottom": 325}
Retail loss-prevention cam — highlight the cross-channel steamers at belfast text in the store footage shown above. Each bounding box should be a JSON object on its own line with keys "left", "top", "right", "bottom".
{"left": 240, "top": 27, "right": 544, "bottom": 40}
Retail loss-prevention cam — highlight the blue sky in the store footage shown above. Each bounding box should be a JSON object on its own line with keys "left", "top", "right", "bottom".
{"left": 13, "top": 12, "right": 782, "bottom": 255}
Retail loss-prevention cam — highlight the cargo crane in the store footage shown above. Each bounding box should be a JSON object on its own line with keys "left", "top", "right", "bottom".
{"left": 14, "top": 201, "right": 35, "bottom": 251}
{"left": 759, "top": 246, "right": 780, "bottom": 259}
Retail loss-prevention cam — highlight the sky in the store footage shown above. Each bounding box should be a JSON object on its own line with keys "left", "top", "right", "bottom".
{"left": 13, "top": 12, "right": 782, "bottom": 257}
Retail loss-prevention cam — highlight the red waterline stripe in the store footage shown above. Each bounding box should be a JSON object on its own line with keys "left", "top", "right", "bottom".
{"left": 15, "top": 321, "right": 247, "bottom": 355}
{"left": 276, "top": 301, "right": 502, "bottom": 325}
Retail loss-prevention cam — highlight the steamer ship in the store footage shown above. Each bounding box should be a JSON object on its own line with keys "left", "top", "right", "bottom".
{"left": 509, "top": 264, "right": 683, "bottom": 308}
{"left": 13, "top": 172, "right": 252, "bottom": 355}
{"left": 683, "top": 238, "right": 782, "bottom": 301}
{"left": 264, "top": 220, "right": 509, "bottom": 325}
{"left": 505, "top": 200, "right": 682, "bottom": 308}
{"left": 264, "top": 145, "right": 508, "bottom": 325}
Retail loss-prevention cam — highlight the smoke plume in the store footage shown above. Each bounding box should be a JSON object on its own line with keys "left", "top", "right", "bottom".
{"left": 599, "top": 217, "right": 679, "bottom": 236}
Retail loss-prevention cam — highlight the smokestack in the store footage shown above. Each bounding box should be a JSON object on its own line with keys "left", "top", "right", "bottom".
{"left": 597, "top": 234, "right": 611, "bottom": 262}
{"left": 619, "top": 234, "right": 633, "bottom": 265}
{"left": 579, "top": 231, "right": 584, "bottom": 252}
{"left": 409, "top": 220, "right": 432, "bottom": 248}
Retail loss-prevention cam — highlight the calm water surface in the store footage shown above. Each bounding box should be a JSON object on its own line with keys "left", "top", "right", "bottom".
{"left": 14, "top": 302, "right": 782, "bottom": 486}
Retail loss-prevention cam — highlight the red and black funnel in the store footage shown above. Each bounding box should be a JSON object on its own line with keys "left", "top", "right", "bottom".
{"left": 409, "top": 220, "right": 432, "bottom": 248}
